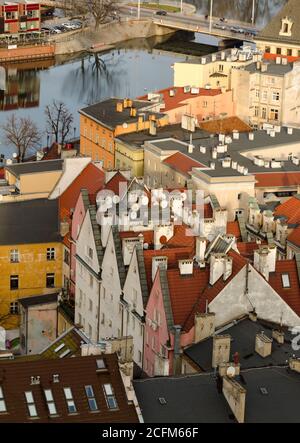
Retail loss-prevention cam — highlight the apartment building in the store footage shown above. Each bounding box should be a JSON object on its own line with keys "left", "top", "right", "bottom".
{"left": 232, "top": 59, "right": 300, "bottom": 128}
{"left": 0, "top": 0, "right": 41, "bottom": 34}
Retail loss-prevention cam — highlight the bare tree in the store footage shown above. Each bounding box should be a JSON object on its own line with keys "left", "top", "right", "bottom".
{"left": 1, "top": 114, "right": 41, "bottom": 163}
{"left": 45, "top": 100, "right": 74, "bottom": 147}
{"left": 72, "top": 0, "right": 120, "bottom": 29}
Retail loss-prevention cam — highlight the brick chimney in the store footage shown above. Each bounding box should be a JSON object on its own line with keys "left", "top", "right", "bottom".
{"left": 212, "top": 335, "right": 231, "bottom": 368}
{"left": 222, "top": 376, "right": 246, "bottom": 423}
{"left": 116, "top": 102, "right": 123, "bottom": 112}
{"left": 255, "top": 332, "right": 273, "bottom": 357}
{"left": 178, "top": 259, "right": 193, "bottom": 275}
{"left": 194, "top": 312, "right": 215, "bottom": 343}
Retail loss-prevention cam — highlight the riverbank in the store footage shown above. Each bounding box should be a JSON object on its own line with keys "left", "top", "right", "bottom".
{"left": 54, "top": 18, "right": 176, "bottom": 56}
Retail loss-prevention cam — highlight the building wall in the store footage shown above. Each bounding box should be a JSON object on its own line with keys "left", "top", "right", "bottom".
{"left": 122, "top": 249, "right": 145, "bottom": 367}
{"left": 256, "top": 40, "right": 300, "bottom": 60}
{"left": 0, "top": 242, "right": 62, "bottom": 330}
{"left": 20, "top": 301, "right": 57, "bottom": 355}
{"left": 19, "top": 171, "right": 62, "bottom": 195}
{"left": 144, "top": 270, "right": 170, "bottom": 377}
{"left": 115, "top": 140, "right": 144, "bottom": 178}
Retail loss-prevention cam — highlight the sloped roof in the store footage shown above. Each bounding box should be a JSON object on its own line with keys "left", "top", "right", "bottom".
{"left": 163, "top": 152, "right": 206, "bottom": 176}
{"left": 269, "top": 259, "right": 300, "bottom": 317}
{"left": 274, "top": 194, "right": 300, "bottom": 226}
{"left": 227, "top": 221, "right": 241, "bottom": 239}
{"left": 257, "top": 0, "right": 300, "bottom": 45}
{"left": 105, "top": 171, "right": 128, "bottom": 197}
{"left": 112, "top": 226, "right": 126, "bottom": 289}
{"left": 135, "top": 244, "right": 149, "bottom": 309}
{"left": 198, "top": 117, "right": 251, "bottom": 134}
{"left": 165, "top": 224, "right": 195, "bottom": 249}
{"left": 19, "top": 293, "right": 58, "bottom": 308}
{"left": 287, "top": 226, "right": 300, "bottom": 247}
{"left": 255, "top": 172, "right": 300, "bottom": 188}
{"left": 89, "top": 204, "right": 104, "bottom": 268}
{"left": 159, "top": 268, "right": 174, "bottom": 330}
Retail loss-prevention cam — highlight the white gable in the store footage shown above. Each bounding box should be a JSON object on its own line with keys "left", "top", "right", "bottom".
{"left": 76, "top": 209, "right": 101, "bottom": 274}
{"left": 49, "top": 157, "right": 91, "bottom": 199}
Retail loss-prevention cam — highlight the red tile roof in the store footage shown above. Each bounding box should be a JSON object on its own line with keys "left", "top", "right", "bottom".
{"left": 204, "top": 203, "right": 213, "bottom": 219}
{"left": 269, "top": 259, "right": 300, "bottom": 317}
{"left": 287, "top": 226, "right": 300, "bottom": 247}
{"left": 255, "top": 172, "right": 300, "bottom": 188}
{"left": 163, "top": 152, "right": 206, "bottom": 176}
{"left": 227, "top": 221, "right": 241, "bottom": 239}
{"left": 236, "top": 242, "right": 263, "bottom": 260}
{"left": 165, "top": 224, "right": 196, "bottom": 249}
{"left": 139, "top": 86, "right": 222, "bottom": 112}
{"left": 273, "top": 195, "right": 300, "bottom": 225}
{"left": 0, "top": 167, "right": 4, "bottom": 179}
{"left": 165, "top": 250, "right": 248, "bottom": 332}
{"left": 119, "top": 230, "right": 154, "bottom": 246}
{"left": 105, "top": 171, "right": 128, "bottom": 197}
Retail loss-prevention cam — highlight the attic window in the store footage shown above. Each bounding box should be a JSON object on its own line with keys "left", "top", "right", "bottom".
{"left": 96, "top": 358, "right": 106, "bottom": 371}
{"left": 279, "top": 17, "right": 293, "bottom": 37}
{"left": 281, "top": 273, "right": 291, "bottom": 288}
{"left": 25, "top": 391, "right": 38, "bottom": 417}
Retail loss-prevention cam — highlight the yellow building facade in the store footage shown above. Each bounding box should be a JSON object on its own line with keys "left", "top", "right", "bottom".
{"left": 0, "top": 242, "right": 62, "bottom": 330}
{"left": 115, "top": 139, "right": 145, "bottom": 177}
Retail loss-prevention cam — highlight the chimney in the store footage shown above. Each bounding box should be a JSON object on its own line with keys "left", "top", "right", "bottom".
{"left": 52, "top": 374, "right": 60, "bottom": 383}
{"left": 287, "top": 127, "right": 293, "bottom": 135}
{"left": 123, "top": 98, "right": 128, "bottom": 108}
{"left": 223, "top": 256, "right": 233, "bottom": 281}
{"left": 210, "top": 254, "right": 225, "bottom": 285}
{"left": 116, "top": 102, "right": 123, "bottom": 112}
{"left": 149, "top": 119, "right": 157, "bottom": 136}
{"left": 276, "top": 56, "right": 281, "bottom": 65}
{"left": 152, "top": 256, "right": 168, "bottom": 281}
{"left": 188, "top": 144, "right": 194, "bottom": 154}
{"left": 272, "top": 329, "right": 285, "bottom": 344}
{"left": 178, "top": 259, "right": 193, "bottom": 275}
{"left": 218, "top": 362, "right": 240, "bottom": 377}
{"left": 261, "top": 62, "right": 268, "bottom": 72}
{"left": 289, "top": 357, "right": 300, "bottom": 373}
{"left": 194, "top": 312, "right": 215, "bottom": 343}
{"left": 212, "top": 335, "right": 231, "bottom": 368}
{"left": 222, "top": 376, "right": 246, "bottom": 423}
{"left": 196, "top": 237, "right": 206, "bottom": 261}
{"left": 233, "top": 130, "right": 239, "bottom": 140}
{"left": 130, "top": 107, "right": 137, "bottom": 117}
{"left": 254, "top": 247, "right": 275, "bottom": 281}
{"left": 255, "top": 332, "right": 273, "bottom": 358}
{"left": 248, "top": 132, "right": 254, "bottom": 141}
{"left": 60, "top": 221, "right": 69, "bottom": 237}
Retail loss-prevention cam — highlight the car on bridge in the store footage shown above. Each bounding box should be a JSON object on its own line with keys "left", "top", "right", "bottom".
{"left": 213, "top": 23, "right": 227, "bottom": 30}
{"left": 155, "top": 10, "right": 167, "bottom": 16}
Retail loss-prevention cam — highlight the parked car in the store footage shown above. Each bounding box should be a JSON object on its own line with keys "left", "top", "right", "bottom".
{"left": 52, "top": 27, "right": 62, "bottom": 34}
{"left": 213, "top": 23, "right": 226, "bottom": 30}
{"left": 156, "top": 10, "right": 167, "bottom": 16}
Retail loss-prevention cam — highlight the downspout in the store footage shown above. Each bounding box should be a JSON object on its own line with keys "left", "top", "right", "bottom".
{"left": 172, "top": 325, "right": 182, "bottom": 376}
{"left": 97, "top": 278, "right": 101, "bottom": 342}
{"left": 245, "top": 263, "right": 255, "bottom": 312}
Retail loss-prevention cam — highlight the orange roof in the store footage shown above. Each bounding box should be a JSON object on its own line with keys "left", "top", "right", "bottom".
{"left": 166, "top": 224, "right": 195, "bottom": 249}
{"left": 287, "top": 226, "right": 300, "bottom": 247}
{"left": 269, "top": 260, "right": 300, "bottom": 317}
{"left": 263, "top": 52, "right": 300, "bottom": 63}
{"left": 166, "top": 250, "right": 247, "bottom": 332}
{"left": 163, "top": 152, "right": 205, "bottom": 176}
{"left": 0, "top": 167, "right": 4, "bottom": 179}
{"left": 139, "top": 86, "right": 222, "bottom": 112}
{"left": 236, "top": 242, "right": 264, "bottom": 259}
{"left": 119, "top": 230, "right": 154, "bottom": 246}
{"left": 198, "top": 116, "right": 251, "bottom": 134}
{"left": 227, "top": 221, "right": 241, "bottom": 239}
{"left": 274, "top": 195, "right": 300, "bottom": 225}
{"left": 204, "top": 203, "right": 213, "bottom": 219}
{"left": 255, "top": 172, "right": 300, "bottom": 188}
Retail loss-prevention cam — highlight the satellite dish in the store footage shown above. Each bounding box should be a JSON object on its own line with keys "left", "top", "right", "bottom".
{"left": 12, "top": 153, "right": 18, "bottom": 159}
{"left": 226, "top": 366, "right": 236, "bottom": 378}
{"left": 122, "top": 122, "right": 128, "bottom": 129}
{"left": 112, "top": 195, "right": 120, "bottom": 204}
{"left": 143, "top": 243, "right": 149, "bottom": 250}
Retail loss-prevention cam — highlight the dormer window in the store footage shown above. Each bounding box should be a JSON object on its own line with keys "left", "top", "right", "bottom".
{"left": 279, "top": 17, "right": 293, "bottom": 37}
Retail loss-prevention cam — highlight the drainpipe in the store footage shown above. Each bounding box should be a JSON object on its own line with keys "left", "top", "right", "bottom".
{"left": 97, "top": 278, "right": 101, "bottom": 342}
{"left": 172, "top": 325, "right": 182, "bottom": 376}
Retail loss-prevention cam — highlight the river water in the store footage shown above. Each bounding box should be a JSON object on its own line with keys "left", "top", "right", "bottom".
{"left": 0, "top": 0, "right": 286, "bottom": 158}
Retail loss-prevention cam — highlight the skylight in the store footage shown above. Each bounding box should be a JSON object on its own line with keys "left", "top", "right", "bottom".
{"left": 85, "top": 385, "right": 98, "bottom": 412}
{"left": 44, "top": 389, "right": 57, "bottom": 416}
{"left": 63, "top": 387, "right": 77, "bottom": 413}
{"left": 103, "top": 383, "right": 118, "bottom": 410}
{"left": 0, "top": 387, "right": 7, "bottom": 413}
{"left": 96, "top": 358, "right": 106, "bottom": 370}
{"left": 25, "top": 391, "right": 38, "bottom": 417}
{"left": 281, "top": 273, "right": 291, "bottom": 288}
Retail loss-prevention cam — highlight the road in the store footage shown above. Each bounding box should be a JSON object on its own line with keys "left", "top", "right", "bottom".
{"left": 119, "top": 5, "right": 258, "bottom": 41}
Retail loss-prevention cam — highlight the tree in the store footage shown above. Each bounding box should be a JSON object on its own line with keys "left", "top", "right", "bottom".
{"left": 1, "top": 114, "right": 41, "bottom": 163}
{"left": 45, "top": 100, "right": 74, "bottom": 147}
{"left": 72, "top": 0, "right": 120, "bottom": 29}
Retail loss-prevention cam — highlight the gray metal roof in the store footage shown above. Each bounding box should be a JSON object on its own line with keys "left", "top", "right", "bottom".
{"left": 159, "top": 267, "right": 174, "bottom": 331}
{"left": 134, "top": 366, "right": 300, "bottom": 423}
{"left": 245, "top": 60, "right": 293, "bottom": 76}
{"left": 5, "top": 159, "right": 63, "bottom": 178}
{"left": 89, "top": 204, "right": 104, "bottom": 268}
{"left": 0, "top": 198, "right": 60, "bottom": 245}
{"left": 184, "top": 317, "right": 300, "bottom": 372}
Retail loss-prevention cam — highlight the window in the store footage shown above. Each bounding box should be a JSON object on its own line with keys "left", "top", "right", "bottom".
{"left": 10, "top": 275, "right": 18, "bottom": 290}
{"left": 103, "top": 384, "right": 118, "bottom": 410}
{"left": 218, "top": 64, "right": 223, "bottom": 72}
{"left": 10, "top": 301, "right": 19, "bottom": 315}
{"left": 265, "top": 46, "right": 271, "bottom": 53}
{"left": 270, "top": 108, "right": 279, "bottom": 121}
{"left": 255, "top": 89, "right": 260, "bottom": 99}
{"left": 44, "top": 389, "right": 57, "bottom": 416}
{"left": 272, "top": 92, "right": 280, "bottom": 101}
{"left": 63, "top": 387, "right": 77, "bottom": 413}
{"left": 262, "top": 90, "right": 268, "bottom": 101}
{"left": 47, "top": 248, "right": 55, "bottom": 261}
{"left": 46, "top": 273, "right": 55, "bottom": 288}
{"left": 87, "top": 247, "right": 93, "bottom": 260}
{"left": 64, "top": 249, "right": 70, "bottom": 265}
{"left": 89, "top": 274, "right": 93, "bottom": 288}
{"left": 85, "top": 385, "right": 98, "bottom": 411}
{"left": 102, "top": 287, "right": 106, "bottom": 299}
{"left": 25, "top": 391, "right": 38, "bottom": 417}
{"left": 203, "top": 100, "right": 208, "bottom": 108}
{"left": 281, "top": 273, "right": 291, "bottom": 288}
{"left": 138, "top": 351, "right": 142, "bottom": 363}
{"left": 0, "top": 387, "right": 7, "bottom": 413}
{"left": 96, "top": 358, "right": 106, "bottom": 370}
{"left": 276, "top": 47, "right": 282, "bottom": 55}
{"left": 254, "top": 106, "right": 259, "bottom": 117}
{"left": 89, "top": 299, "right": 93, "bottom": 312}
{"left": 101, "top": 313, "right": 105, "bottom": 324}
{"left": 287, "top": 48, "right": 292, "bottom": 57}
{"left": 132, "top": 288, "right": 137, "bottom": 308}
{"left": 261, "top": 107, "right": 267, "bottom": 119}
{"left": 10, "top": 249, "right": 19, "bottom": 263}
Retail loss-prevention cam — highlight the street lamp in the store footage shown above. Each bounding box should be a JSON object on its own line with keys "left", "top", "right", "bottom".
{"left": 209, "top": 0, "right": 214, "bottom": 34}
{"left": 137, "top": 0, "right": 141, "bottom": 20}
{"left": 251, "top": 0, "right": 256, "bottom": 25}
{"left": 180, "top": 0, "right": 183, "bottom": 14}
{"left": 73, "top": 126, "right": 76, "bottom": 139}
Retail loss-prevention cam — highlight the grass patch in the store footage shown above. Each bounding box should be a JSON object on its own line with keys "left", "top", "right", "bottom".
{"left": 128, "top": 3, "right": 180, "bottom": 13}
